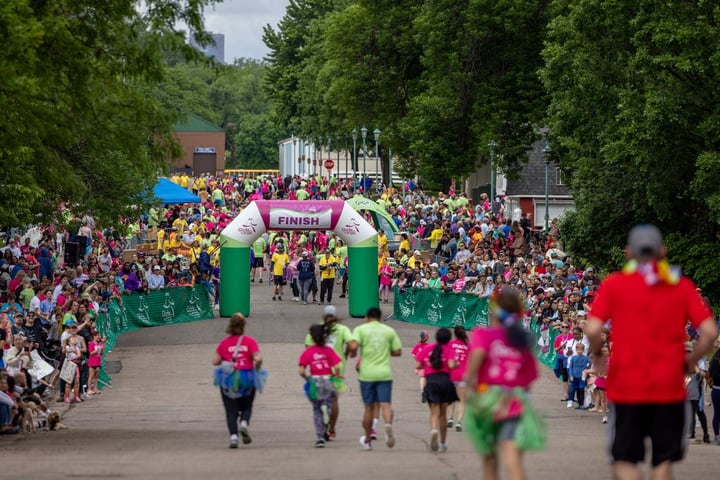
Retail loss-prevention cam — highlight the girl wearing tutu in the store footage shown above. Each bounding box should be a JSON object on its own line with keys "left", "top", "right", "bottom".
{"left": 212, "top": 314, "right": 263, "bottom": 449}
{"left": 415, "top": 327, "right": 458, "bottom": 452}
{"left": 464, "top": 287, "right": 544, "bottom": 480}
{"left": 299, "top": 324, "right": 342, "bottom": 448}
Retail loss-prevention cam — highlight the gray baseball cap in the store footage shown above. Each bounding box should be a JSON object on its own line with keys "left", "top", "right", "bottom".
{"left": 627, "top": 224, "right": 663, "bottom": 260}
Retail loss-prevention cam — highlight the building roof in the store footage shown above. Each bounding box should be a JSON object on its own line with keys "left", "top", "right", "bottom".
{"left": 504, "top": 140, "right": 572, "bottom": 197}
{"left": 174, "top": 114, "right": 224, "bottom": 133}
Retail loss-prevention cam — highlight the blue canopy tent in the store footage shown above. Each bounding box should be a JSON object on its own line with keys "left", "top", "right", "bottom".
{"left": 152, "top": 178, "right": 201, "bottom": 204}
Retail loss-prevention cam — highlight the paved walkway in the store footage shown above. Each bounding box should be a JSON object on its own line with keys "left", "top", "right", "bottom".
{"left": 2, "top": 288, "right": 717, "bottom": 479}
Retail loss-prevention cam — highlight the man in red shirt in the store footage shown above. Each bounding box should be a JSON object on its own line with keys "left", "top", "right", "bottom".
{"left": 586, "top": 224, "right": 717, "bottom": 480}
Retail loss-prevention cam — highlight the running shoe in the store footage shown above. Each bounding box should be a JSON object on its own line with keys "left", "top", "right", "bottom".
{"left": 385, "top": 424, "right": 395, "bottom": 448}
{"left": 239, "top": 423, "right": 252, "bottom": 444}
{"left": 370, "top": 428, "right": 378, "bottom": 440}
{"left": 328, "top": 430, "right": 336, "bottom": 441}
{"left": 229, "top": 434, "right": 239, "bottom": 449}
{"left": 703, "top": 434, "right": 710, "bottom": 444}
{"left": 278, "top": 296, "right": 282, "bottom": 301}
{"left": 447, "top": 418, "right": 455, "bottom": 428}
{"left": 359, "top": 435, "right": 372, "bottom": 450}
{"left": 714, "top": 435, "right": 720, "bottom": 445}
{"left": 315, "top": 440, "right": 325, "bottom": 448}
{"left": 566, "top": 401, "right": 573, "bottom": 408}
{"left": 439, "top": 443, "right": 448, "bottom": 453}
{"left": 429, "top": 430, "right": 439, "bottom": 452}
{"left": 455, "top": 424, "right": 463, "bottom": 432}
{"left": 602, "top": 416, "right": 608, "bottom": 424}
{"left": 272, "top": 296, "right": 276, "bottom": 301}
{"left": 259, "top": 279, "right": 263, "bottom": 283}
{"left": 421, "top": 391, "right": 428, "bottom": 403}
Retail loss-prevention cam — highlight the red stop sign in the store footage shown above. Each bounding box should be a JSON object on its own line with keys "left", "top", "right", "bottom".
{"left": 324, "top": 159, "right": 334, "bottom": 170}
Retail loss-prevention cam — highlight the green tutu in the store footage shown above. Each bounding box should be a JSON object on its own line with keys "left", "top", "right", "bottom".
{"left": 465, "top": 386, "right": 546, "bottom": 455}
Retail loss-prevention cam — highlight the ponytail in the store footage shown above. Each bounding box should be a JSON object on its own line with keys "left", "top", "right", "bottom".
{"left": 492, "top": 286, "right": 530, "bottom": 350}
{"left": 429, "top": 327, "right": 452, "bottom": 370}
{"left": 505, "top": 323, "right": 530, "bottom": 349}
{"left": 309, "top": 324, "right": 327, "bottom": 347}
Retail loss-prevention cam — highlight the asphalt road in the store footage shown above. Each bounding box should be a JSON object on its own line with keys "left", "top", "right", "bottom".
{"left": 2, "top": 283, "right": 717, "bottom": 479}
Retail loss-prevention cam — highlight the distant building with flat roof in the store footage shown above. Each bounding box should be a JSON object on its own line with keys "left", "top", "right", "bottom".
{"left": 190, "top": 32, "right": 225, "bottom": 63}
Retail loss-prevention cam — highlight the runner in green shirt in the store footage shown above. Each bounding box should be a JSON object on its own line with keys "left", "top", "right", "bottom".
{"left": 252, "top": 237, "right": 266, "bottom": 283}
{"left": 348, "top": 307, "right": 402, "bottom": 450}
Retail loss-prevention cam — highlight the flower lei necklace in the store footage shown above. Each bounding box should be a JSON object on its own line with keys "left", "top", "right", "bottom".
{"left": 623, "top": 259, "right": 680, "bottom": 285}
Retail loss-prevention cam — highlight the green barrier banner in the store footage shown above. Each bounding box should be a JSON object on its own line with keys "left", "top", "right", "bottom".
{"left": 528, "top": 319, "right": 560, "bottom": 370}
{"left": 96, "top": 285, "right": 214, "bottom": 386}
{"left": 393, "top": 287, "right": 559, "bottom": 371}
{"left": 393, "top": 287, "right": 490, "bottom": 330}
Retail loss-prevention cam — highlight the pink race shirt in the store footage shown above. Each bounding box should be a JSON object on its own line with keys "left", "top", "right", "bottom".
{"left": 416, "top": 343, "right": 455, "bottom": 376}
{"left": 88, "top": 341, "right": 104, "bottom": 368}
{"left": 448, "top": 339, "right": 469, "bottom": 383}
{"left": 470, "top": 327, "right": 537, "bottom": 388}
{"left": 299, "top": 345, "right": 342, "bottom": 376}
{"left": 216, "top": 335, "right": 260, "bottom": 370}
{"left": 411, "top": 342, "right": 428, "bottom": 360}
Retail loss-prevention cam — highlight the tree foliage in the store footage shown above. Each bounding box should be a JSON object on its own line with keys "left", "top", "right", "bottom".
{"left": 262, "top": 0, "right": 549, "bottom": 189}
{"left": 158, "top": 59, "right": 281, "bottom": 170}
{"left": 0, "top": 0, "right": 219, "bottom": 228}
{"left": 542, "top": 0, "right": 720, "bottom": 297}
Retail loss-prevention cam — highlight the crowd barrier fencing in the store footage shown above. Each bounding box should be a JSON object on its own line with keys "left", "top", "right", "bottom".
{"left": 392, "top": 287, "right": 560, "bottom": 369}
{"left": 96, "top": 285, "right": 215, "bottom": 386}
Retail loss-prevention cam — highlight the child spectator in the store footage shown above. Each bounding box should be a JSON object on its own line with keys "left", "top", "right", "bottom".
{"left": 87, "top": 331, "right": 105, "bottom": 395}
{"left": 567, "top": 342, "right": 590, "bottom": 409}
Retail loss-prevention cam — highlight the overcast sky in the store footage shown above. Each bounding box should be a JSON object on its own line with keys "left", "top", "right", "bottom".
{"left": 202, "top": 0, "right": 289, "bottom": 62}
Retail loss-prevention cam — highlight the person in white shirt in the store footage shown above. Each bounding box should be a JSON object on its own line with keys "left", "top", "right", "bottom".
{"left": 148, "top": 266, "right": 165, "bottom": 290}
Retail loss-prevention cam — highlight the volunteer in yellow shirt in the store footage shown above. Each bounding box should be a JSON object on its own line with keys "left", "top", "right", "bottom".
{"left": 271, "top": 245, "right": 289, "bottom": 301}
{"left": 318, "top": 249, "right": 338, "bottom": 305}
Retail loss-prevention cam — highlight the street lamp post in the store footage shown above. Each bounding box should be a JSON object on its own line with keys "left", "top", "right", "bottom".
{"left": 361, "top": 126, "right": 368, "bottom": 197}
{"left": 326, "top": 135, "right": 332, "bottom": 179}
{"left": 373, "top": 128, "right": 381, "bottom": 191}
{"left": 344, "top": 136, "right": 349, "bottom": 183}
{"left": 488, "top": 140, "right": 497, "bottom": 206}
{"left": 292, "top": 136, "right": 297, "bottom": 177}
{"left": 351, "top": 129, "right": 357, "bottom": 192}
{"left": 335, "top": 135, "right": 340, "bottom": 184}
{"left": 388, "top": 147, "right": 393, "bottom": 192}
{"left": 543, "top": 144, "right": 552, "bottom": 234}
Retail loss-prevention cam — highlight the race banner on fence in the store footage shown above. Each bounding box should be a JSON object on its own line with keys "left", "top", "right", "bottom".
{"left": 96, "top": 285, "right": 215, "bottom": 386}
{"left": 528, "top": 320, "right": 559, "bottom": 370}
{"left": 393, "top": 287, "right": 559, "bottom": 370}
{"left": 393, "top": 287, "right": 490, "bottom": 330}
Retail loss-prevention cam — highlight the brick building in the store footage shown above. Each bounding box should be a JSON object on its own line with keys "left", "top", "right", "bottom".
{"left": 173, "top": 115, "right": 226, "bottom": 175}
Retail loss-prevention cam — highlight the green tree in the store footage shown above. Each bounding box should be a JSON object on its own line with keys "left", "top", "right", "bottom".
{"left": 542, "top": 0, "right": 720, "bottom": 298}
{"left": 0, "top": 0, "right": 216, "bottom": 228}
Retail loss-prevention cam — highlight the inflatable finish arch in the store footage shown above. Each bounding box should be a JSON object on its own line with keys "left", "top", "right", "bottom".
{"left": 219, "top": 200, "right": 379, "bottom": 318}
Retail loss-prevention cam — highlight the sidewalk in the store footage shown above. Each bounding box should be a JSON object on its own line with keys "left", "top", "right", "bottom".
{"left": 4, "top": 340, "right": 718, "bottom": 479}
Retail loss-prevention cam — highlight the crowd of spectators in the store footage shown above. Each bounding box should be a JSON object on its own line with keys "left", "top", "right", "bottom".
{"left": 2, "top": 170, "right": 717, "bottom": 440}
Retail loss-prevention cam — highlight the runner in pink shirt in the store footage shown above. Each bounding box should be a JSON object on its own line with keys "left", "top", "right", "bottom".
{"left": 299, "top": 324, "right": 342, "bottom": 448}
{"left": 411, "top": 331, "right": 430, "bottom": 403}
{"left": 212, "top": 314, "right": 262, "bottom": 449}
{"left": 415, "top": 328, "right": 458, "bottom": 452}
{"left": 447, "top": 325, "right": 470, "bottom": 432}
{"left": 464, "top": 287, "right": 542, "bottom": 480}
